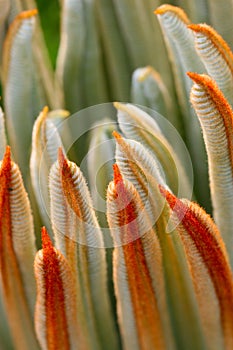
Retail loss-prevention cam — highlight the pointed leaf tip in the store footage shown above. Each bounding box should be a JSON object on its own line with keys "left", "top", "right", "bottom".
{"left": 113, "top": 163, "right": 123, "bottom": 185}
{"left": 112, "top": 130, "right": 122, "bottom": 140}
{"left": 187, "top": 71, "right": 207, "bottom": 84}
{"left": 154, "top": 4, "right": 190, "bottom": 23}
{"left": 188, "top": 24, "right": 203, "bottom": 33}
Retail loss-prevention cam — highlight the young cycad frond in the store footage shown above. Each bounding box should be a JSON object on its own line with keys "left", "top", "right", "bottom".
{"left": 189, "top": 23, "right": 233, "bottom": 105}
{"left": 2, "top": 9, "right": 45, "bottom": 178}
{"left": 0, "top": 108, "right": 6, "bottom": 159}
{"left": 107, "top": 164, "right": 166, "bottom": 350}
{"left": 188, "top": 72, "right": 233, "bottom": 267}
{"left": 155, "top": 4, "right": 209, "bottom": 208}
{"left": 0, "top": 146, "right": 39, "bottom": 349}
{"left": 161, "top": 187, "right": 233, "bottom": 350}
{"left": 111, "top": 132, "right": 209, "bottom": 350}
{"left": 34, "top": 227, "right": 86, "bottom": 350}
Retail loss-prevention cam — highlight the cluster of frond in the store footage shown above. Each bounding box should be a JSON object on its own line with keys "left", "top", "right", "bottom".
{"left": 0, "top": 1, "right": 233, "bottom": 350}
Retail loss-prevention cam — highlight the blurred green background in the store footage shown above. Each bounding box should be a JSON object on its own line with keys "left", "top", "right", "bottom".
{"left": 36, "top": 0, "right": 60, "bottom": 68}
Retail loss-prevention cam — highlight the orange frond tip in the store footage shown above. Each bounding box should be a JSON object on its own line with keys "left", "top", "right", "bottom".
{"left": 186, "top": 71, "right": 202, "bottom": 82}
{"left": 18, "top": 9, "right": 38, "bottom": 20}
{"left": 154, "top": 4, "right": 190, "bottom": 23}
{"left": 41, "top": 227, "right": 53, "bottom": 251}
{"left": 113, "top": 163, "right": 123, "bottom": 185}
{"left": 112, "top": 130, "right": 122, "bottom": 140}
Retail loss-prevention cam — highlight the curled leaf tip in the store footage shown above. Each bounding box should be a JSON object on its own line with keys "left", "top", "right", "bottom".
{"left": 113, "top": 163, "right": 123, "bottom": 185}
{"left": 18, "top": 9, "right": 38, "bottom": 20}
{"left": 188, "top": 24, "right": 204, "bottom": 32}
{"left": 42, "top": 106, "right": 49, "bottom": 114}
{"left": 188, "top": 72, "right": 233, "bottom": 113}
{"left": 2, "top": 145, "right": 11, "bottom": 164}
{"left": 58, "top": 147, "right": 65, "bottom": 166}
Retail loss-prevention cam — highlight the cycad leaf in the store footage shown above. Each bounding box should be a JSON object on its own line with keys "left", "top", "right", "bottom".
{"left": 34, "top": 227, "right": 87, "bottom": 350}
{"left": 114, "top": 102, "right": 192, "bottom": 199}
{"left": 155, "top": 4, "right": 205, "bottom": 114}
{"left": 0, "top": 147, "right": 39, "bottom": 349}
{"left": 2, "top": 9, "right": 46, "bottom": 179}
{"left": 131, "top": 66, "right": 176, "bottom": 126}
{"left": 19, "top": 0, "right": 64, "bottom": 109}
{"left": 113, "top": 133, "right": 208, "bottom": 350}
{"left": 49, "top": 149, "right": 119, "bottom": 350}
{"left": 30, "top": 106, "right": 67, "bottom": 226}
{"left": 188, "top": 72, "right": 233, "bottom": 267}
{"left": 161, "top": 188, "right": 233, "bottom": 350}
{"left": 189, "top": 23, "right": 233, "bottom": 106}
{"left": 107, "top": 164, "right": 166, "bottom": 350}
{"left": 155, "top": 5, "right": 209, "bottom": 208}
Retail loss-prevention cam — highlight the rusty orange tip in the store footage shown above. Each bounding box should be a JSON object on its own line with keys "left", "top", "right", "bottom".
{"left": 113, "top": 163, "right": 123, "bottom": 185}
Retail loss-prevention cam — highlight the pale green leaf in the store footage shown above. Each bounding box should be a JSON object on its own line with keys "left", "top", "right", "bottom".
{"left": 0, "top": 147, "right": 39, "bottom": 349}
{"left": 114, "top": 102, "right": 192, "bottom": 200}
{"left": 2, "top": 10, "right": 46, "bottom": 179}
